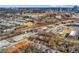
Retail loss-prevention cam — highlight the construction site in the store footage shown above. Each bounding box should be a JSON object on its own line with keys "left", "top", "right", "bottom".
{"left": 0, "top": 6, "right": 79, "bottom": 53}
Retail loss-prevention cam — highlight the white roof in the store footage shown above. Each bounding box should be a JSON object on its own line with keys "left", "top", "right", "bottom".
{"left": 0, "top": 40, "right": 10, "bottom": 48}
{"left": 69, "top": 31, "right": 77, "bottom": 36}
{"left": 13, "top": 34, "right": 25, "bottom": 41}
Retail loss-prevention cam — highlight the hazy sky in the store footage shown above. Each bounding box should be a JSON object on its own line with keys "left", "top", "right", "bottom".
{"left": 0, "top": 5, "right": 76, "bottom": 8}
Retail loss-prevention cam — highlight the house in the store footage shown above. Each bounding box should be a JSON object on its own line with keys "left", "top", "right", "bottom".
{"left": 69, "top": 31, "right": 79, "bottom": 40}
{"left": 4, "top": 47, "right": 19, "bottom": 53}
{"left": 14, "top": 40, "right": 29, "bottom": 49}
{"left": 0, "top": 40, "right": 10, "bottom": 48}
